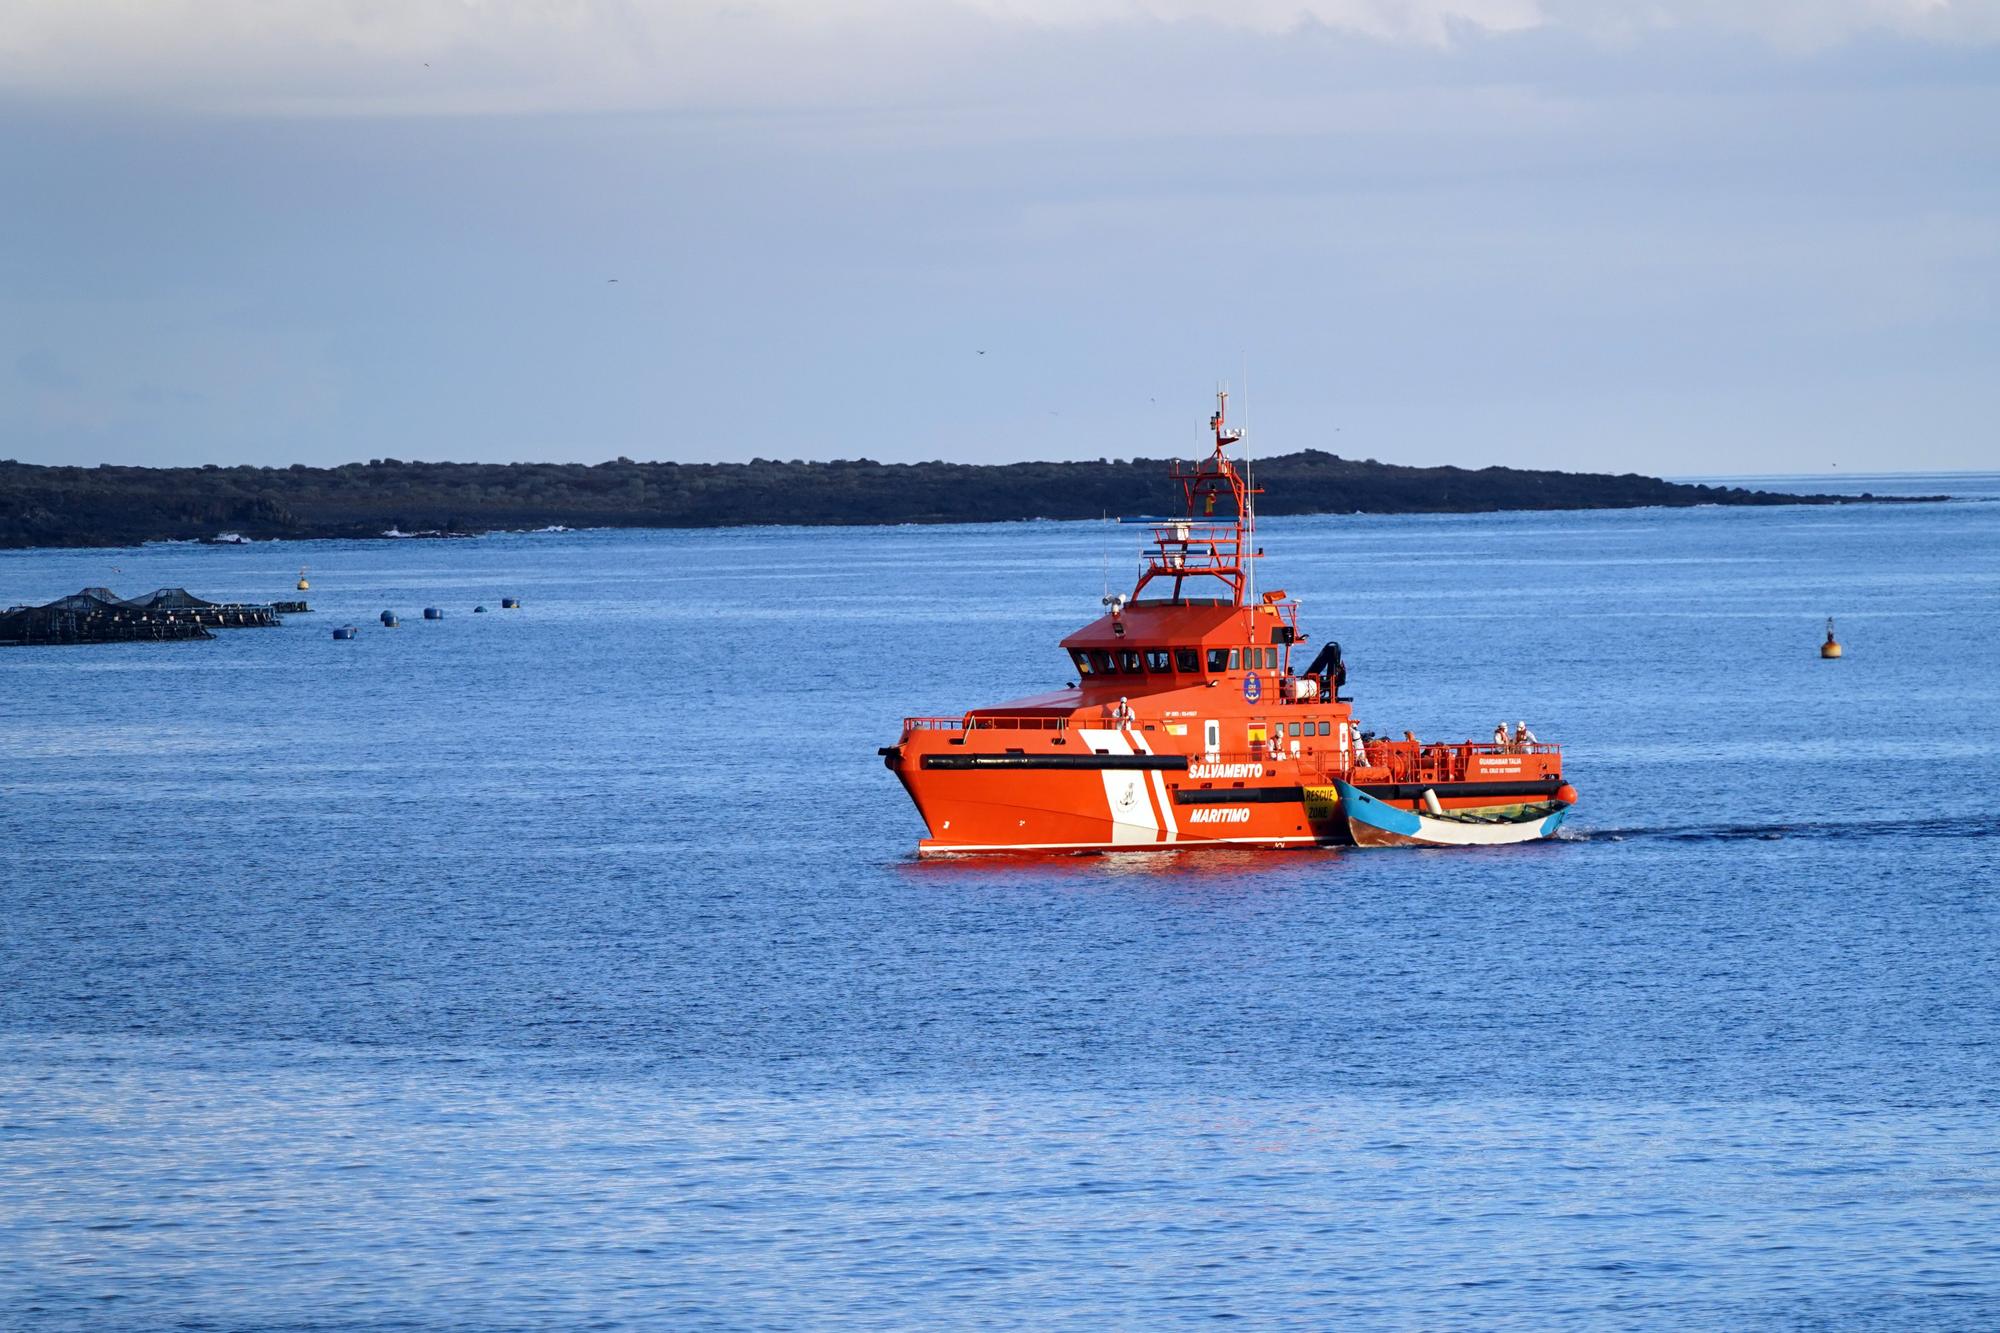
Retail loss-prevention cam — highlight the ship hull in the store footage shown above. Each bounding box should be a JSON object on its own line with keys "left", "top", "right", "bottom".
{"left": 888, "top": 723, "right": 1571, "bottom": 857}
{"left": 901, "top": 725, "right": 1327, "bottom": 855}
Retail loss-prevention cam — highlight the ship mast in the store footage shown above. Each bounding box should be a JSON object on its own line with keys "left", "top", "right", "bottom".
{"left": 1130, "top": 390, "right": 1262, "bottom": 606}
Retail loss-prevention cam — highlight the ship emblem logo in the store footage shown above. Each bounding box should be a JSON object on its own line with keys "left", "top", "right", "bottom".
{"left": 1243, "top": 673, "right": 1262, "bottom": 703}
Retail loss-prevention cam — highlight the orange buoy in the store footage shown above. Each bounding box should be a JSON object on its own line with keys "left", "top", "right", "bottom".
{"left": 1821, "top": 617, "right": 1842, "bottom": 659}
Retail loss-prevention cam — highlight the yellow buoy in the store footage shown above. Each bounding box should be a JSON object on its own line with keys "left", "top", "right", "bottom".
{"left": 297, "top": 565, "right": 310, "bottom": 591}
{"left": 1821, "top": 617, "right": 1842, "bottom": 659}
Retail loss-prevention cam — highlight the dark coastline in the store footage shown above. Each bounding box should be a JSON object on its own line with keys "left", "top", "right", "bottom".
{"left": 0, "top": 451, "right": 1931, "bottom": 549}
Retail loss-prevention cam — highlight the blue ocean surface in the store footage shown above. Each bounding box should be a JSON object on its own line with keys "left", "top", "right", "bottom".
{"left": 4, "top": 475, "right": 1999, "bottom": 1330}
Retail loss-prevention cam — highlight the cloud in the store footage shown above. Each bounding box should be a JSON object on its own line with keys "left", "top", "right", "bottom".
{"left": 1, "top": 0, "right": 1995, "bottom": 115}
{"left": 956, "top": 0, "right": 1546, "bottom": 41}
{"left": 3, "top": 2, "right": 1995, "bottom": 471}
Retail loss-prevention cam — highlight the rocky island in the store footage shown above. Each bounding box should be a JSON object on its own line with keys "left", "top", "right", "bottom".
{"left": 0, "top": 452, "right": 1909, "bottom": 549}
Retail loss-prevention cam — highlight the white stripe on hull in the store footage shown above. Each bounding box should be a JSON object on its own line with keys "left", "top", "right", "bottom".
{"left": 1077, "top": 728, "right": 1162, "bottom": 845}
{"left": 1121, "top": 726, "right": 1180, "bottom": 843}
{"left": 1149, "top": 769, "right": 1179, "bottom": 839}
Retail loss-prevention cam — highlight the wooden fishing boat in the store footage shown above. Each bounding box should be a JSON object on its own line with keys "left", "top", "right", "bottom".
{"left": 1335, "top": 779, "right": 1572, "bottom": 848}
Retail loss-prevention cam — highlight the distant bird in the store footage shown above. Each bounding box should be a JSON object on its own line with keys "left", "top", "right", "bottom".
{"left": 607, "top": 278, "right": 619, "bottom": 283}
{"left": 976, "top": 350, "right": 986, "bottom": 355}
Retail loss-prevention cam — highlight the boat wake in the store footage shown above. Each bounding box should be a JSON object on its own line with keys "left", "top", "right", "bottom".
{"left": 1560, "top": 814, "right": 1987, "bottom": 845}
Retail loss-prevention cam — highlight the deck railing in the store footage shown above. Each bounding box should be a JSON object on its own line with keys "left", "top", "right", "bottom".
{"left": 899, "top": 717, "right": 1560, "bottom": 777}
{"left": 902, "top": 714, "right": 1074, "bottom": 733}
{"left": 1142, "top": 522, "right": 1246, "bottom": 572}
{"left": 903, "top": 716, "right": 1557, "bottom": 746}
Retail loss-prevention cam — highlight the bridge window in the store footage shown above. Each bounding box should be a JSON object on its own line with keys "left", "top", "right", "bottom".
{"left": 1089, "top": 650, "right": 1117, "bottom": 674}
{"left": 1118, "top": 650, "right": 1143, "bottom": 674}
{"left": 1319, "top": 721, "right": 1332, "bottom": 736}
{"left": 1227, "top": 649, "right": 1240, "bottom": 670}
{"left": 1175, "top": 648, "right": 1199, "bottom": 673}
{"left": 1207, "top": 648, "right": 1229, "bottom": 672}
{"left": 1288, "top": 722, "right": 1302, "bottom": 737}
{"left": 1144, "top": 648, "right": 1171, "bottom": 672}
{"left": 1071, "top": 650, "right": 1092, "bottom": 675}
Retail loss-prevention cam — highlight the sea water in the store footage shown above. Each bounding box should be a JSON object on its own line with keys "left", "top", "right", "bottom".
{"left": 3, "top": 476, "right": 1998, "bottom": 1329}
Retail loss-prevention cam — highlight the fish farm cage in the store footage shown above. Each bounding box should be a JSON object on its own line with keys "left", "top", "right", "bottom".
{"left": 0, "top": 587, "right": 288, "bottom": 647}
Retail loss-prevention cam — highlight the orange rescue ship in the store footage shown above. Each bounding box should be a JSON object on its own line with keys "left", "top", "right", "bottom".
{"left": 881, "top": 393, "right": 1577, "bottom": 854}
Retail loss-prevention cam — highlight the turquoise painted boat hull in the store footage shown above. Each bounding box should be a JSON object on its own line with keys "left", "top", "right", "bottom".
{"left": 1336, "top": 779, "right": 1569, "bottom": 848}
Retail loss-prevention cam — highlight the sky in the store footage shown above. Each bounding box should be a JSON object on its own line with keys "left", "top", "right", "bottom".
{"left": 2, "top": 1, "right": 1996, "bottom": 475}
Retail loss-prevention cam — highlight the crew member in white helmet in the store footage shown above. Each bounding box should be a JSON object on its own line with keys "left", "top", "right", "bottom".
{"left": 1112, "top": 696, "right": 1134, "bottom": 725}
{"left": 1514, "top": 720, "right": 1538, "bottom": 748}
{"left": 1493, "top": 722, "right": 1510, "bottom": 751}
